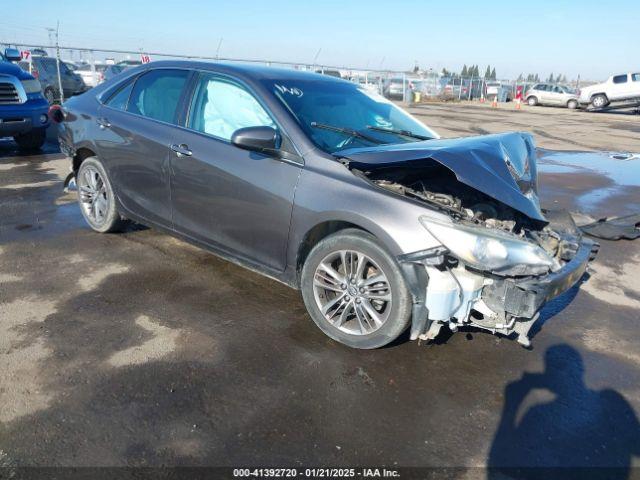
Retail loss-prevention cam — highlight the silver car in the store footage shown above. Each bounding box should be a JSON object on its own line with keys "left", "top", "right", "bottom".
{"left": 525, "top": 83, "right": 579, "bottom": 109}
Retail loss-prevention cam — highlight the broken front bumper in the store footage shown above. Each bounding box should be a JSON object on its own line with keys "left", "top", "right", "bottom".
{"left": 399, "top": 236, "right": 597, "bottom": 344}
{"left": 482, "top": 237, "right": 597, "bottom": 319}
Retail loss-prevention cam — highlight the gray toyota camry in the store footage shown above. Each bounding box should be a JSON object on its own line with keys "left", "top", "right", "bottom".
{"left": 56, "top": 61, "right": 596, "bottom": 349}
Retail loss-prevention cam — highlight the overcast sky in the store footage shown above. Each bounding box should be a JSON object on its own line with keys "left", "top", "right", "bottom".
{"left": 2, "top": 0, "right": 635, "bottom": 81}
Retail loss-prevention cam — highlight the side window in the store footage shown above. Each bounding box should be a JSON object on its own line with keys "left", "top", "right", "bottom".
{"left": 127, "top": 69, "right": 189, "bottom": 124}
{"left": 613, "top": 74, "right": 628, "bottom": 84}
{"left": 187, "top": 76, "right": 275, "bottom": 140}
{"left": 105, "top": 79, "right": 135, "bottom": 111}
{"left": 632, "top": 73, "right": 640, "bottom": 82}
{"left": 553, "top": 86, "right": 563, "bottom": 93}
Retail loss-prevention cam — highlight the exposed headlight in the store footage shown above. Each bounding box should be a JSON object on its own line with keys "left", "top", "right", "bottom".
{"left": 21, "top": 79, "right": 42, "bottom": 94}
{"left": 420, "top": 216, "right": 556, "bottom": 274}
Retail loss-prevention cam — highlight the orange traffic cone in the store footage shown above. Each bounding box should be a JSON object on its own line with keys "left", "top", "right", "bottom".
{"left": 491, "top": 95, "right": 498, "bottom": 108}
{"left": 515, "top": 98, "right": 521, "bottom": 110}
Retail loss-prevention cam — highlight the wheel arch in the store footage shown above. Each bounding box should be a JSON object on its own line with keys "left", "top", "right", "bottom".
{"left": 590, "top": 92, "right": 608, "bottom": 101}
{"left": 72, "top": 146, "right": 97, "bottom": 172}
{"left": 293, "top": 216, "right": 402, "bottom": 286}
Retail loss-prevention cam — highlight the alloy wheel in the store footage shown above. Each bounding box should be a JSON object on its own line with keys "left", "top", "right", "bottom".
{"left": 78, "top": 166, "right": 109, "bottom": 225}
{"left": 312, "top": 250, "right": 392, "bottom": 335}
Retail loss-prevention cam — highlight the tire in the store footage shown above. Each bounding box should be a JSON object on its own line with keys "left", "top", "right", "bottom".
{"left": 567, "top": 99, "right": 578, "bottom": 110}
{"left": 527, "top": 96, "right": 538, "bottom": 106}
{"left": 300, "top": 229, "right": 412, "bottom": 349}
{"left": 44, "top": 87, "right": 56, "bottom": 105}
{"left": 76, "top": 156, "right": 126, "bottom": 233}
{"left": 13, "top": 129, "right": 46, "bottom": 151}
{"left": 591, "top": 94, "right": 609, "bottom": 109}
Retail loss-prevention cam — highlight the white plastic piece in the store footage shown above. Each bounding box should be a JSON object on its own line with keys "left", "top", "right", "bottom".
{"left": 424, "top": 266, "right": 485, "bottom": 323}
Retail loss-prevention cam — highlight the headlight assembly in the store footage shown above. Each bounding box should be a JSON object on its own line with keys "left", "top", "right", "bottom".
{"left": 21, "top": 79, "right": 42, "bottom": 94}
{"left": 420, "top": 216, "right": 557, "bottom": 274}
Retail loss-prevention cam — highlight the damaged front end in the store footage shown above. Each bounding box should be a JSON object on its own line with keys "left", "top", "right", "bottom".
{"left": 397, "top": 212, "right": 596, "bottom": 347}
{"left": 340, "top": 132, "right": 598, "bottom": 346}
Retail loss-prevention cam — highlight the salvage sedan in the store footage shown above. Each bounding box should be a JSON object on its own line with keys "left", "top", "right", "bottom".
{"left": 57, "top": 61, "right": 597, "bottom": 349}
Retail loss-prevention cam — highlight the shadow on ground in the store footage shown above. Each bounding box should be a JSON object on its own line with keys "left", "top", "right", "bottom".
{"left": 487, "top": 344, "right": 640, "bottom": 480}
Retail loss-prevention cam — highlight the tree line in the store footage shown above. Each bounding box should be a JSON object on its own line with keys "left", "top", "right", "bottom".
{"left": 438, "top": 65, "right": 570, "bottom": 84}
{"left": 441, "top": 65, "right": 497, "bottom": 79}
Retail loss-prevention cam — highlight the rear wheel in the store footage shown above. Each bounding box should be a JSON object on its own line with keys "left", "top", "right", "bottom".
{"left": 527, "top": 96, "right": 538, "bottom": 106}
{"left": 591, "top": 94, "right": 609, "bottom": 109}
{"left": 76, "top": 156, "right": 127, "bottom": 233}
{"left": 300, "top": 229, "right": 412, "bottom": 349}
{"left": 14, "top": 129, "right": 46, "bottom": 151}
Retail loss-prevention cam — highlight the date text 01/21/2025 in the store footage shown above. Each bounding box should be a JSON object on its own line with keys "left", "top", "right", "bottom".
{"left": 232, "top": 468, "right": 400, "bottom": 478}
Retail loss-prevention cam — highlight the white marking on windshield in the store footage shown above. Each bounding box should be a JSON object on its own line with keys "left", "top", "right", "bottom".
{"left": 275, "top": 84, "right": 303, "bottom": 97}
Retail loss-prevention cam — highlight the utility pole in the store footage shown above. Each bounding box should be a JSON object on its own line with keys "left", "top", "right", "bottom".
{"left": 54, "top": 21, "right": 64, "bottom": 104}
{"left": 312, "top": 48, "right": 321, "bottom": 70}
{"left": 215, "top": 37, "right": 223, "bottom": 60}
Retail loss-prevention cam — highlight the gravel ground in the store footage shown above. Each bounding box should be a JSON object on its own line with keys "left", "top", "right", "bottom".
{"left": 0, "top": 104, "right": 639, "bottom": 476}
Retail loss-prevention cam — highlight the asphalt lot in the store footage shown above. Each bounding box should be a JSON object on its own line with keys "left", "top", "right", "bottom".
{"left": 1, "top": 103, "right": 639, "bottom": 476}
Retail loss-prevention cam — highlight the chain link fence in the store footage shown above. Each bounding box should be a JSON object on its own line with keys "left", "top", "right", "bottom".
{"left": 2, "top": 41, "right": 569, "bottom": 106}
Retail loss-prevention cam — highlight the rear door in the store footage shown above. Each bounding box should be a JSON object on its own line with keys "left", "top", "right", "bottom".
{"left": 538, "top": 84, "right": 552, "bottom": 103}
{"left": 550, "top": 86, "right": 565, "bottom": 105}
{"left": 169, "top": 72, "right": 302, "bottom": 271}
{"left": 95, "top": 68, "right": 190, "bottom": 227}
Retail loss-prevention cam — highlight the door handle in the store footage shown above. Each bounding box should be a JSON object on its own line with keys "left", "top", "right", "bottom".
{"left": 97, "top": 117, "right": 111, "bottom": 129}
{"left": 170, "top": 143, "right": 192, "bottom": 157}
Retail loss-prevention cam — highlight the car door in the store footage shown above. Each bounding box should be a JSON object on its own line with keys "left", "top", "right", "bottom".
{"left": 169, "top": 73, "right": 302, "bottom": 271}
{"left": 550, "top": 86, "right": 565, "bottom": 105}
{"left": 539, "top": 84, "right": 553, "bottom": 104}
{"left": 631, "top": 73, "right": 640, "bottom": 98}
{"left": 610, "top": 74, "right": 629, "bottom": 100}
{"left": 95, "top": 68, "right": 190, "bottom": 228}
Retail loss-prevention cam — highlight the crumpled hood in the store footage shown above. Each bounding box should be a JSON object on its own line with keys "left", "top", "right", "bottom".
{"left": 338, "top": 132, "right": 546, "bottom": 222}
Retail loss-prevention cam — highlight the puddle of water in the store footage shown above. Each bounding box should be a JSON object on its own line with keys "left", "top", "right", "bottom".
{"left": 538, "top": 150, "right": 640, "bottom": 188}
{"left": 538, "top": 150, "right": 640, "bottom": 212}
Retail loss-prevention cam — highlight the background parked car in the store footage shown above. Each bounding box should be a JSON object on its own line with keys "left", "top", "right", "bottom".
{"left": 0, "top": 48, "right": 50, "bottom": 150}
{"left": 525, "top": 83, "right": 579, "bottom": 109}
{"left": 117, "top": 59, "right": 142, "bottom": 68}
{"left": 101, "top": 64, "right": 133, "bottom": 83}
{"left": 383, "top": 78, "right": 405, "bottom": 99}
{"left": 74, "top": 62, "right": 109, "bottom": 88}
{"left": 485, "top": 81, "right": 513, "bottom": 102}
{"left": 579, "top": 72, "right": 640, "bottom": 109}
{"left": 18, "top": 55, "right": 86, "bottom": 103}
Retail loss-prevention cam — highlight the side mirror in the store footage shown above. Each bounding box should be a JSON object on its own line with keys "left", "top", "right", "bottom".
{"left": 4, "top": 48, "right": 21, "bottom": 62}
{"left": 231, "top": 126, "right": 280, "bottom": 153}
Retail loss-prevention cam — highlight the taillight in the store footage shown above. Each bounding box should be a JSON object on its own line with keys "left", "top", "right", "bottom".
{"left": 48, "top": 105, "right": 65, "bottom": 123}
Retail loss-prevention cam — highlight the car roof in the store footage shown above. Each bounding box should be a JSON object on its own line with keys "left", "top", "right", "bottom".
{"left": 140, "top": 60, "right": 349, "bottom": 84}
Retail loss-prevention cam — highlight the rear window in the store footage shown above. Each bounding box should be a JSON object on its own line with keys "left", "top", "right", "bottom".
{"left": 613, "top": 74, "right": 628, "bottom": 84}
{"left": 105, "top": 79, "right": 135, "bottom": 111}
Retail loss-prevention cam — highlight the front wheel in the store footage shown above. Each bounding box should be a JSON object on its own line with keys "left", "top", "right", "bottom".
{"left": 567, "top": 99, "right": 578, "bottom": 109}
{"left": 14, "top": 129, "right": 46, "bottom": 151}
{"left": 300, "top": 229, "right": 412, "bottom": 349}
{"left": 76, "top": 157, "right": 127, "bottom": 233}
{"left": 591, "top": 94, "right": 609, "bottom": 109}
{"left": 527, "top": 96, "right": 538, "bottom": 106}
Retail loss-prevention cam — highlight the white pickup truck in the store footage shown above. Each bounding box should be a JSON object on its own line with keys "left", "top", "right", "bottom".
{"left": 579, "top": 72, "right": 640, "bottom": 109}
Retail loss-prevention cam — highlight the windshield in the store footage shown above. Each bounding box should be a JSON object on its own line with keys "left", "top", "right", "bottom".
{"left": 266, "top": 79, "right": 436, "bottom": 153}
